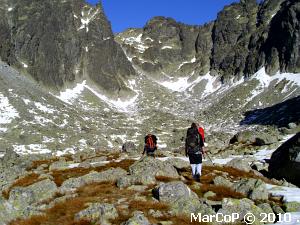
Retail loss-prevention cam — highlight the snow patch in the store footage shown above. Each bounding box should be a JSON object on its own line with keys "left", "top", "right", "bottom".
{"left": 266, "top": 184, "right": 300, "bottom": 203}
{"left": 55, "top": 148, "right": 75, "bottom": 157}
{"left": 0, "top": 93, "right": 19, "bottom": 127}
{"left": 84, "top": 84, "right": 138, "bottom": 113}
{"left": 13, "top": 144, "right": 52, "bottom": 155}
{"left": 34, "top": 102, "right": 55, "bottom": 114}
{"left": 252, "top": 67, "right": 300, "bottom": 88}
{"left": 21, "top": 62, "right": 28, "bottom": 68}
{"left": 78, "top": 8, "right": 99, "bottom": 32}
{"left": 57, "top": 81, "right": 86, "bottom": 104}
{"left": 161, "top": 46, "right": 172, "bottom": 49}
{"left": 23, "top": 98, "right": 31, "bottom": 105}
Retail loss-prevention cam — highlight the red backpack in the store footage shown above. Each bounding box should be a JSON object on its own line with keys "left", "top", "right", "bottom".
{"left": 146, "top": 134, "right": 155, "bottom": 148}
{"left": 198, "top": 127, "right": 205, "bottom": 142}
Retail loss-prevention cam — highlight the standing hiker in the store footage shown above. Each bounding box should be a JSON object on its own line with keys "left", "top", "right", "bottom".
{"left": 185, "top": 123, "right": 205, "bottom": 181}
{"left": 142, "top": 134, "right": 157, "bottom": 157}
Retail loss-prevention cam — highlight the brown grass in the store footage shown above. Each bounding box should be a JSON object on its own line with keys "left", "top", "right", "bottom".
{"left": 3, "top": 173, "right": 45, "bottom": 199}
{"left": 203, "top": 165, "right": 277, "bottom": 185}
{"left": 51, "top": 159, "right": 135, "bottom": 186}
{"left": 192, "top": 184, "right": 246, "bottom": 201}
{"left": 11, "top": 181, "right": 135, "bottom": 225}
{"left": 128, "top": 200, "right": 169, "bottom": 212}
{"left": 155, "top": 176, "right": 180, "bottom": 182}
{"left": 27, "top": 158, "right": 59, "bottom": 171}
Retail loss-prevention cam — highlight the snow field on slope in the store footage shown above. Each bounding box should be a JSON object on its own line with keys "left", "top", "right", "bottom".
{"left": 0, "top": 93, "right": 19, "bottom": 132}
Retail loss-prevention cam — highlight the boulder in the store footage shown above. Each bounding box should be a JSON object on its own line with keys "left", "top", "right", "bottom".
{"left": 152, "top": 181, "right": 214, "bottom": 216}
{"left": 129, "top": 157, "right": 179, "bottom": 179}
{"left": 60, "top": 168, "right": 127, "bottom": 193}
{"left": 117, "top": 175, "right": 155, "bottom": 188}
{"left": 153, "top": 181, "right": 198, "bottom": 203}
{"left": 230, "top": 130, "right": 278, "bottom": 146}
{"left": 49, "top": 160, "right": 70, "bottom": 171}
{"left": 165, "top": 158, "right": 190, "bottom": 169}
{"left": 232, "top": 178, "right": 269, "bottom": 201}
{"left": 74, "top": 203, "right": 118, "bottom": 224}
{"left": 123, "top": 211, "right": 151, "bottom": 225}
{"left": 283, "top": 202, "right": 300, "bottom": 212}
{"left": 269, "top": 132, "right": 300, "bottom": 186}
{"left": 9, "top": 179, "right": 58, "bottom": 208}
{"left": 122, "top": 142, "right": 137, "bottom": 153}
{"left": 226, "top": 158, "right": 252, "bottom": 172}
{"left": 213, "top": 176, "right": 233, "bottom": 189}
{"left": 218, "top": 198, "right": 265, "bottom": 225}
{"left": 257, "top": 203, "right": 274, "bottom": 214}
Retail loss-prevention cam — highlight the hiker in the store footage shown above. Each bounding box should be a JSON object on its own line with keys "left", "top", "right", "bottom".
{"left": 185, "top": 123, "right": 205, "bottom": 181}
{"left": 142, "top": 134, "right": 157, "bottom": 157}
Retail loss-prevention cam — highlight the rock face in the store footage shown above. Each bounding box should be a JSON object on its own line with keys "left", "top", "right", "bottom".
{"left": 269, "top": 132, "right": 300, "bottom": 186}
{"left": 60, "top": 168, "right": 127, "bottom": 193}
{"left": 129, "top": 157, "right": 179, "bottom": 179}
{"left": 0, "top": 0, "right": 135, "bottom": 94}
{"left": 117, "top": 0, "right": 300, "bottom": 80}
{"left": 75, "top": 203, "right": 118, "bottom": 224}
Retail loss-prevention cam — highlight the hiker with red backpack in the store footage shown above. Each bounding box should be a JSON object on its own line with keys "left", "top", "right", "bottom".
{"left": 185, "top": 123, "right": 206, "bottom": 181}
{"left": 142, "top": 134, "right": 157, "bottom": 157}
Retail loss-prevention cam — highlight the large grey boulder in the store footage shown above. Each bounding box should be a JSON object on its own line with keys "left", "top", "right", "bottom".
{"left": 129, "top": 157, "right": 179, "bottom": 179}
{"left": 74, "top": 203, "right": 118, "bottom": 225}
{"left": 154, "top": 181, "right": 198, "bottom": 203}
{"left": 0, "top": 179, "right": 58, "bottom": 223}
{"left": 226, "top": 158, "right": 252, "bottom": 172}
{"left": 165, "top": 158, "right": 190, "bottom": 169}
{"left": 9, "top": 179, "right": 58, "bottom": 208}
{"left": 122, "top": 142, "right": 137, "bottom": 153}
{"left": 153, "top": 181, "right": 214, "bottom": 216}
{"left": 269, "top": 132, "right": 300, "bottom": 186}
{"left": 230, "top": 130, "right": 279, "bottom": 146}
{"left": 117, "top": 175, "right": 155, "bottom": 188}
{"left": 232, "top": 178, "right": 269, "bottom": 201}
{"left": 218, "top": 198, "right": 265, "bottom": 225}
{"left": 60, "top": 168, "right": 127, "bottom": 193}
{"left": 213, "top": 176, "right": 234, "bottom": 189}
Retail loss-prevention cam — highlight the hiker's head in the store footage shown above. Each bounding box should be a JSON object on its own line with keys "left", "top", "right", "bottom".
{"left": 191, "top": 123, "right": 197, "bottom": 129}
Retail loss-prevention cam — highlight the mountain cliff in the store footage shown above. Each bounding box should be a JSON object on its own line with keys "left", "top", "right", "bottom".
{"left": 116, "top": 0, "right": 300, "bottom": 81}
{"left": 0, "top": 0, "right": 136, "bottom": 95}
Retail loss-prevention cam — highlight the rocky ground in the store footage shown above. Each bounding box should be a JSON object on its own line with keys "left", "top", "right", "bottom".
{"left": 1, "top": 132, "right": 299, "bottom": 225}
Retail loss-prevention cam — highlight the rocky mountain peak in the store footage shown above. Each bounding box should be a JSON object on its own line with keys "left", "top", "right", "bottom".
{"left": 0, "top": 0, "right": 136, "bottom": 96}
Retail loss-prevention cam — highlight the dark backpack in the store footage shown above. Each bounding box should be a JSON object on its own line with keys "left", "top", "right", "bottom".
{"left": 186, "top": 128, "right": 200, "bottom": 153}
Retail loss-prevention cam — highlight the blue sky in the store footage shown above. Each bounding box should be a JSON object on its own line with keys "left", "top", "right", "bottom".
{"left": 86, "top": 0, "right": 240, "bottom": 33}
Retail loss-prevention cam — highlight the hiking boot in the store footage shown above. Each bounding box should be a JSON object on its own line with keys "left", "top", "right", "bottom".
{"left": 194, "top": 174, "right": 200, "bottom": 182}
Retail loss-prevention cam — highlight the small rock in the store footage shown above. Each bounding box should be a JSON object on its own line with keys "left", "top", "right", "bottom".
{"left": 203, "top": 191, "right": 216, "bottom": 199}
{"left": 75, "top": 203, "right": 118, "bottom": 224}
{"left": 123, "top": 211, "right": 150, "bottom": 225}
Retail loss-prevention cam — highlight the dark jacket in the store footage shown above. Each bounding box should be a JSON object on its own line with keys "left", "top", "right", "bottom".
{"left": 185, "top": 127, "right": 204, "bottom": 164}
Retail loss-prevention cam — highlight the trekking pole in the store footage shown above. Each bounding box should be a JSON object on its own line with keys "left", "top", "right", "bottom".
{"left": 205, "top": 152, "right": 215, "bottom": 165}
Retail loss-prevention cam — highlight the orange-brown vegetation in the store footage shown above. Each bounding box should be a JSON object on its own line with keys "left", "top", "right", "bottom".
{"left": 3, "top": 173, "right": 46, "bottom": 199}
{"left": 27, "top": 158, "right": 59, "bottom": 171}
{"left": 155, "top": 175, "right": 180, "bottom": 183}
{"left": 11, "top": 181, "right": 135, "bottom": 225}
{"left": 192, "top": 184, "right": 246, "bottom": 201}
{"left": 51, "top": 159, "right": 135, "bottom": 186}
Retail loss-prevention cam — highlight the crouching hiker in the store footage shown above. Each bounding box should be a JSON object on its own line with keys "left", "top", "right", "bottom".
{"left": 185, "top": 123, "right": 205, "bottom": 182}
{"left": 142, "top": 134, "right": 157, "bottom": 157}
